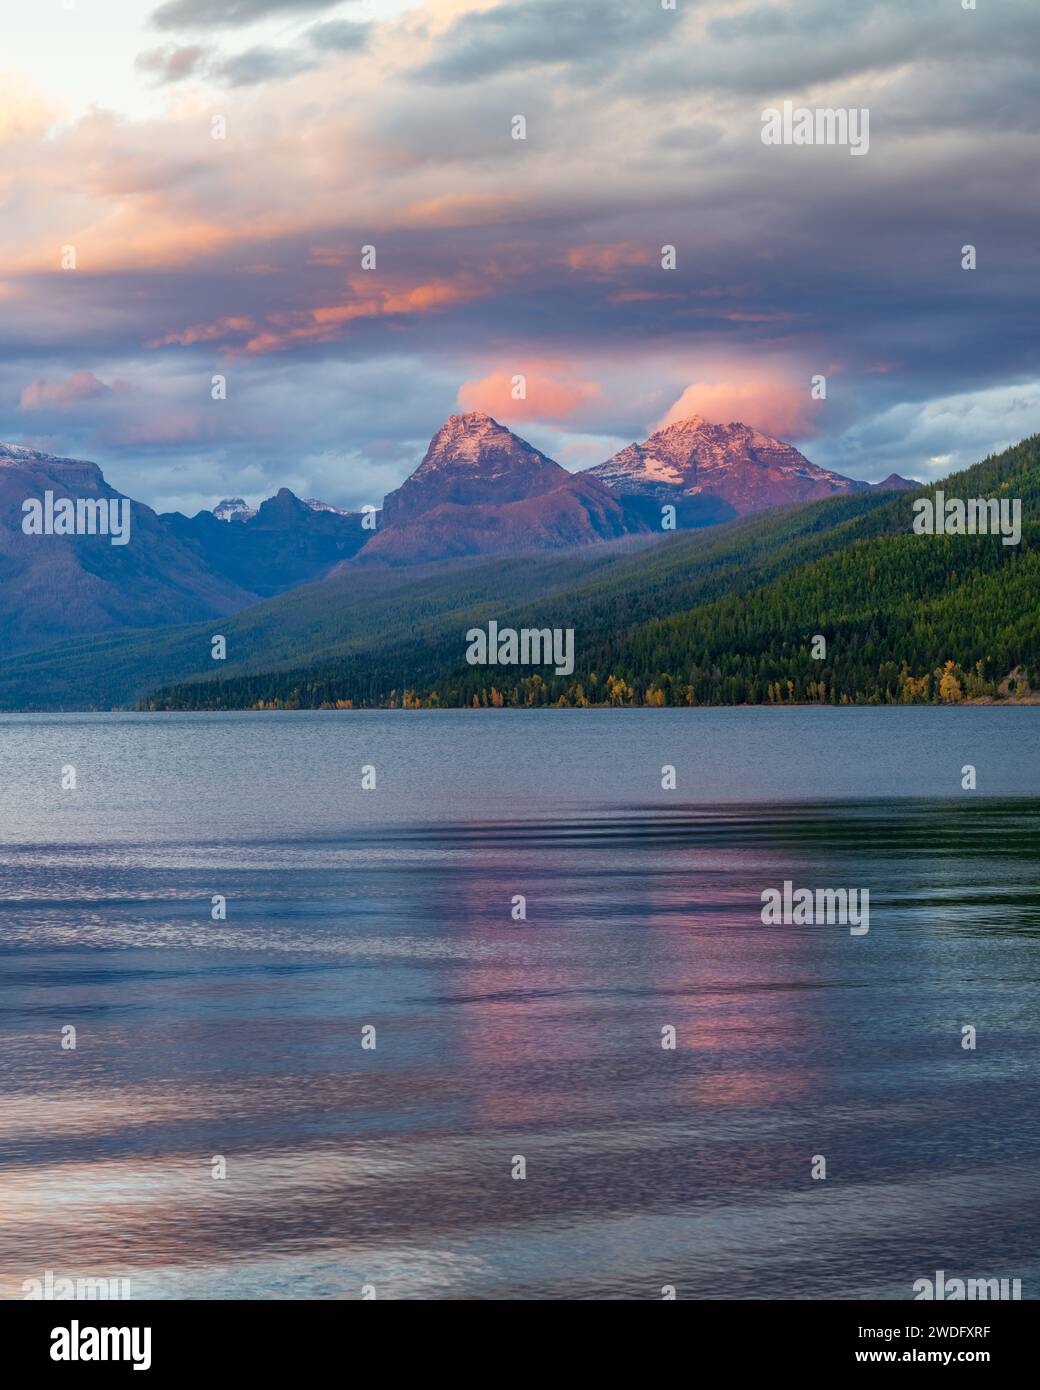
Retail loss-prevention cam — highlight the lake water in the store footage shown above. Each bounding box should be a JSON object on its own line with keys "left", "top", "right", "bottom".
{"left": 1, "top": 708, "right": 1038, "bottom": 1300}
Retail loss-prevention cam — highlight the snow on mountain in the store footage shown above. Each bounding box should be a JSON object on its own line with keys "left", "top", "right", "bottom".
{"left": 379, "top": 411, "right": 568, "bottom": 527}
{"left": 357, "top": 411, "right": 649, "bottom": 563}
{"left": 303, "top": 498, "right": 352, "bottom": 515}
{"left": 212, "top": 497, "right": 257, "bottom": 522}
{"left": 586, "top": 415, "right": 873, "bottom": 513}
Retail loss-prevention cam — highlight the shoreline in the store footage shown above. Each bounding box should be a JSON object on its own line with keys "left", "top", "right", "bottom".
{"left": 2, "top": 699, "right": 1039, "bottom": 716}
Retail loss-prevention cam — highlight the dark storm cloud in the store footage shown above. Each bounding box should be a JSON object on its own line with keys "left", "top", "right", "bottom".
{"left": 151, "top": 0, "right": 343, "bottom": 30}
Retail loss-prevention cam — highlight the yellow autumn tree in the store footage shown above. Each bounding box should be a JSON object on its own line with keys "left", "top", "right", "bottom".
{"left": 606, "top": 674, "right": 633, "bottom": 706}
{"left": 939, "top": 661, "right": 964, "bottom": 703}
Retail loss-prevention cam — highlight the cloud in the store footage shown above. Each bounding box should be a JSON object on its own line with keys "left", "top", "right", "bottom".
{"left": 306, "top": 20, "right": 371, "bottom": 53}
{"left": 566, "top": 243, "right": 658, "bottom": 276}
{"left": 19, "top": 372, "right": 116, "bottom": 412}
{"left": 136, "top": 24, "right": 369, "bottom": 89}
{"left": 1, "top": 0, "right": 1038, "bottom": 512}
{"left": 214, "top": 45, "right": 317, "bottom": 86}
{"left": 147, "top": 317, "right": 258, "bottom": 349}
{"left": 150, "top": 0, "right": 342, "bottom": 31}
{"left": 418, "top": 0, "right": 671, "bottom": 84}
{"left": 0, "top": 74, "right": 57, "bottom": 144}
{"left": 458, "top": 368, "right": 602, "bottom": 424}
{"left": 238, "top": 274, "right": 486, "bottom": 354}
{"left": 634, "top": 0, "right": 1040, "bottom": 102}
{"left": 136, "top": 43, "right": 209, "bottom": 85}
{"left": 658, "top": 377, "right": 823, "bottom": 441}
{"left": 1, "top": 354, "right": 463, "bottom": 517}
{"left": 810, "top": 381, "right": 1040, "bottom": 485}
{"left": 403, "top": 192, "right": 525, "bottom": 228}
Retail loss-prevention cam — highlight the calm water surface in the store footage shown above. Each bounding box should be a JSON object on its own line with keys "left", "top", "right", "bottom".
{"left": 1, "top": 709, "right": 1038, "bottom": 1299}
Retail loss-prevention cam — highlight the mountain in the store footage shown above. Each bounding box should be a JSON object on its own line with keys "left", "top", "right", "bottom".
{"left": 359, "top": 411, "right": 651, "bottom": 562}
{"left": 0, "top": 442, "right": 257, "bottom": 656}
{"left": 871, "top": 473, "right": 920, "bottom": 491}
{"left": 0, "top": 539, "right": 658, "bottom": 710}
{"left": 3, "top": 434, "right": 1035, "bottom": 712}
{"left": 0, "top": 414, "right": 931, "bottom": 668}
{"left": 0, "top": 442, "right": 370, "bottom": 654}
{"left": 130, "top": 434, "right": 1039, "bottom": 713}
{"left": 164, "top": 487, "right": 368, "bottom": 596}
{"left": 361, "top": 411, "right": 917, "bottom": 560}
{"left": 213, "top": 497, "right": 256, "bottom": 522}
{"left": 586, "top": 415, "right": 917, "bottom": 516}
{"left": 303, "top": 498, "right": 352, "bottom": 515}
{"left": 380, "top": 412, "right": 566, "bottom": 524}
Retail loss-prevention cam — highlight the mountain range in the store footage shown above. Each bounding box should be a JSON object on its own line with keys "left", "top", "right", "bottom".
{"left": 366, "top": 410, "right": 917, "bottom": 562}
{"left": 0, "top": 427, "right": 1033, "bottom": 713}
{"left": 162, "top": 488, "right": 368, "bottom": 598}
{"left": 0, "top": 413, "right": 916, "bottom": 659}
{"left": 138, "top": 433, "right": 1040, "bottom": 713}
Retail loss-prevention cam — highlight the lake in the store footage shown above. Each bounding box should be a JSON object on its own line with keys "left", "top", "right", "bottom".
{"left": 1, "top": 708, "right": 1038, "bottom": 1299}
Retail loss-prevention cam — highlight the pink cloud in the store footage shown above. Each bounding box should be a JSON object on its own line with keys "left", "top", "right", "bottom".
{"left": 404, "top": 192, "right": 525, "bottom": 228}
{"left": 236, "top": 275, "right": 485, "bottom": 355}
{"left": 566, "top": 243, "right": 657, "bottom": 275}
{"left": 147, "top": 317, "right": 257, "bottom": 349}
{"left": 106, "top": 410, "right": 214, "bottom": 447}
{"left": 607, "top": 289, "right": 682, "bottom": 304}
{"left": 19, "top": 370, "right": 113, "bottom": 411}
{"left": 458, "top": 367, "right": 602, "bottom": 423}
{"left": 657, "top": 376, "right": 822, "bottom": 440}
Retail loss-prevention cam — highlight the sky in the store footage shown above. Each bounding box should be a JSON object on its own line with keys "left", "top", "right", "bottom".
{"left": 0, "top": 0, "right": 1037, "bottom": 515}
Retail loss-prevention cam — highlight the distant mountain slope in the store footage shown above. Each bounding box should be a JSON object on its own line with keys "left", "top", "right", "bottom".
{"left": 139, "top": 434, "right": 1040, "bottom": 711}
{"left": 872, "top": 473, "right": 919, "bottom": 492}
{"left": 0, "top": 441, "right": 371, "bottom": 655}
{"left": 0, "top": 537, "right": 659, "bottom": 709}
{"left": 0, "top": 489, "right": 898, "bottom": 709}
{"left": 163, "top": 488, "right": 368, "bottom": 596}
{"left": 0, "top": 442, "right": 257, "bottom": 655}
{"left": 358, "top": 471, "right": 648, "bottom": 564}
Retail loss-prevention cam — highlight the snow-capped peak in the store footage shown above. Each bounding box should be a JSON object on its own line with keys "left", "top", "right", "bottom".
{"left": 379, "top": 411, "right": 567, "bottom": 526}
{"left": 212, "top": 497, "right": 257, "bottom": 522}
{"left": 585, "top": 415, "right": 869, "bottom": 512}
